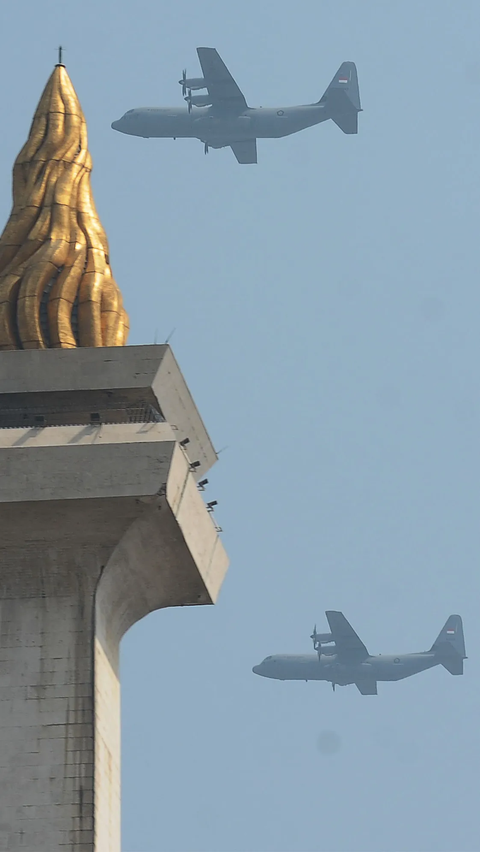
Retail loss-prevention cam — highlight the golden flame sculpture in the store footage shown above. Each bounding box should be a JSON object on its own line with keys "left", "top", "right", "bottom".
{"left": 0, "top": 64, "right": 128, "bottom": 349}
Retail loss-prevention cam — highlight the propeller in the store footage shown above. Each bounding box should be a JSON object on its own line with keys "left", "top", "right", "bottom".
{"left": 186, "top": 89, "right": 192, "bottom": 113}
{"left": 310, "top": 625, "right": 318, "bottom": 648}
{"left": 204, "top": 142, "right": 209, "bottom": 155}
{"left": 180, "top": 69, "right": 187, "bottom": 97}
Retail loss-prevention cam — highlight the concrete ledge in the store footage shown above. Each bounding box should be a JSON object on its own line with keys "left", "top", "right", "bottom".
{"left": 0, "top": 426, "right": 228, "bottom": 606}
{"left": 0, "top": 424, "right": 176, "bottom": 503}
{"left": 0, "top": 422, "right": 176, "bottom": 448}
{"left": 0, "top": 345, "right": 217, "bottom": 477}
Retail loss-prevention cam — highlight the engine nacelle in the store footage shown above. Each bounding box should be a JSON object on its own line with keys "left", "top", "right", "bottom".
{"left": 318, "top": 645, "right": 337, "bottom": 657}
{"left": 315, "top": 632, "right": 334, "bottom": 643}
{"left": 181, "top": 77, "right": 206, "bottom": 91}
{"left": 186, "top": 94, "right": 212, "bottom": 107}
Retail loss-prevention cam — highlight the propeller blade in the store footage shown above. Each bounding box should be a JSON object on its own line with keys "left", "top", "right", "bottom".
{"left": 181, "top": 69, "right": 187, "bottom": 97}
{"left": 204, "top": 142, "right": 209, "bottom": 155}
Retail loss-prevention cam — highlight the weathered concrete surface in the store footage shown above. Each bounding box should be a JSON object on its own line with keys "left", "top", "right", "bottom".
{"left": 0, "top": 348, "right": 228, "bottom": 852}
{"left": 0, "top": 344, "right": 217, "bottom": 479}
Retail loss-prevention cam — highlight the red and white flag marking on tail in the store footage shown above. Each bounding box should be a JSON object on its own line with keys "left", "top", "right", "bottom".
{"left": 446, "top": 628, "right": 455, "bottom": 634}
{"left": 338, "top": 77, "right": 349, "bottom": 83}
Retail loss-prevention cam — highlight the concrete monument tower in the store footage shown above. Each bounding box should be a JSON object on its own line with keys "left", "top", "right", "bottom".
{"left": 0, "top": 60, "right": 228, "bottom": 851}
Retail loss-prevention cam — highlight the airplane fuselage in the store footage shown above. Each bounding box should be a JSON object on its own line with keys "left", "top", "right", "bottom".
{"left": 252, "top": 652, "right": 440, "bottom": 686}
{"left": 111, "top": 54, "right": 361, "bottom": 161}
{"left": 111, "top": 104, "right": 329, "bottom": 146}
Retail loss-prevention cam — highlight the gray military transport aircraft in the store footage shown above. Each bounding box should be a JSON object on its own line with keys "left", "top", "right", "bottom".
{"left": 252, "top": 612, "right": 466, "bottom": 695}
{"left": 111, "top": 48, "right": 361, "bottom": 163}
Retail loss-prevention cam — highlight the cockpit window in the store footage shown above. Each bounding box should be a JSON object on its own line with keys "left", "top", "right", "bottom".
{"left": 264, "top": 656, "right": 273, "bottom": 662}
{"left": 125, "top": 109, "right": 134, "bottom": 115}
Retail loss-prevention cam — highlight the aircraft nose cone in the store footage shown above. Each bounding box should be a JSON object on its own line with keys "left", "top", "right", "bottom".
{"left": 111, "top": 120, "right": 120, "bottom": 131}
{"left": 252, "top": 665, "right": 260, "bottom": 675}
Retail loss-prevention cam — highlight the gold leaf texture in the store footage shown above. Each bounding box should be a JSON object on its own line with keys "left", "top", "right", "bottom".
{"left": 0, "top": 65, "right": 128, "bottom": 350}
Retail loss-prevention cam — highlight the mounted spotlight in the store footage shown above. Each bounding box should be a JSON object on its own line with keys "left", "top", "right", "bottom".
{"left": 179, "top": 437, "right": 190, "bottom": 447}
{"left": 207, "top": 500, "right": 218, "bottom": 512}
{"left": 198, "top": 479, "right": 209, "bottom": 488}
{"left": 189, "top": 460, "right": 201, "bottom": 471}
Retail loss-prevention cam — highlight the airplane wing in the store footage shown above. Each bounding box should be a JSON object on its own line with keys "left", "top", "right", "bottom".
{"left": 197, "top": 48, "right": 248, "bottom": 111}
{"left": 355, "top": 680, "right": 377, "bottom": 695}
{"left": 325, "top": 611, "right": 370, "bottom": 662}
{"left": 230, "top": 140, "right": 257, "bottom": 164}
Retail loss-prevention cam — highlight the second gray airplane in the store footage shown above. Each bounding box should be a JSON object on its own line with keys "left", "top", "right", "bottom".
{"left": 253, "top": 612, "right": 466, "bottom": 695}
{"left": 111, "top": 48, "right": 361, "bottom": 163}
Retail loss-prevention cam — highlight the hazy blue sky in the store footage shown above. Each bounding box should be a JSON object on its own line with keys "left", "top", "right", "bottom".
{"left": 1, "top": 2, "right": 480, "bottom": 850}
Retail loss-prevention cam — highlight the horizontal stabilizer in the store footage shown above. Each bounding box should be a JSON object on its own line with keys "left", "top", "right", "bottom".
{"left": 441, "top": 656, "right": 463, "bottom": 676}
{"left": 331, "top": 110, "right": 358, "bottom": 135}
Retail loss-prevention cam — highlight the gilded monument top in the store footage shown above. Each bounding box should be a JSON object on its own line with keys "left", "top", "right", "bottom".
{"left": 0, "top": 61, "right": 128, "bottom": 350}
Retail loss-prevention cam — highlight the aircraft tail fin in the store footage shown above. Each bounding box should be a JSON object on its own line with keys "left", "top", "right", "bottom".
{"left": 318, "top": 61, "right": 361, "bottom": 135}
{"left": 430, "top": 615, "right": 466, "bottom": 675}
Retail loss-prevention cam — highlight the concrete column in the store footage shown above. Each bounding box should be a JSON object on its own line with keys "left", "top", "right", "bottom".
{"left": 0, "top": 346, "right": 228, "bottom": 852}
